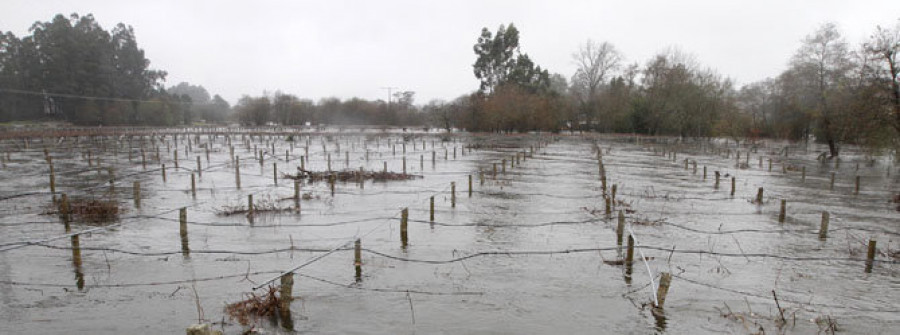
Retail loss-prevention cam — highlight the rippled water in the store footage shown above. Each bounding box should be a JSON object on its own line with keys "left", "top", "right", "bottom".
{"left": 1, "top": 131, "right": 897, "bottom": 334}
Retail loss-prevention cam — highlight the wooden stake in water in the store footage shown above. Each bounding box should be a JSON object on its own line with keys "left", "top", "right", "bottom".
{"left": 617, "top": 210, "right": 625, "bottom": 245}
{"left": 655, "top": 272, "right": 672, "bottom": 309}
{"left": 133, "top": 182, "right": 141, "bottom": 208}
{"left": 714, "top": 171, "right": 720, "bottom": 189}
{"left": 468, "top": 175, "right": 473, "bottom": 197}
{"left": 865, "top": 239, "right": 877, "bottom": 273}
{"left": 855, "top": 176, "right": 860, "bottom": 195}
{"left": 49, "top": 163, "right": 56, "bottom": 194}
{"left": 604, "top": 196, "right": 611, "bottom": 218}
{"left": 703, "top": 166, "right": 707, "bottom": 180}
{"left": 801, "top": 166, "right": 806, "bottom": 182}
{"left": 778, "top": 199, "right": 786, "bottom": 223}
{"left": 354, "top": 239, "right": 362, "bottom": 282}
{"left": 161, "top": 163, "right": 167, "bottom": 182}
{"left": 400, "top": 208, "right": 409, "bottom": 250}
{"left": 180, "top": 207, "right": 189, "bottom": 256}
{"left": 197, "top": 156, "right": 202, "bottom": 177}
{"left": 451, "top": 182, "right": 456, "bottom": 208}
{"left": 60, "top": 193, "right": 71, "bottom": 226}
{"left": 190, "top": 173, "right": 196, "bottom": 198}
{"left": 248, "top": 194, "right": 254, "bottom": 217}
{"left": 830, "top": 172, "right": 835, "bottom": 190}
{"left": 819, "top": 211, "right": 829, "bottom": 240}
{"left": 235, "top": 156, "right": 241, "bottom": 189}
{"left": 730, "top": 177, "right": 735, "bottom": 196}
{"left": 430, "top": 196, "right": 435, "bottom": 222}
{"left": 756, "top": 187, "right": 764, "bottom": 204}
{"left": 273, "top": 163, "right": 278, "bottom": 185}
{"left": 626, "top": 235, "right": 635, "bottom": 270}
{"left": 280, "top": 273, "right": 294, "bottom": 310}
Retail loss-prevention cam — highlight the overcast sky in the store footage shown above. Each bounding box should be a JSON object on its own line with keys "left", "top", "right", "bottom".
{"left": 3, "top": 1, "right": 899, "bottom": 105}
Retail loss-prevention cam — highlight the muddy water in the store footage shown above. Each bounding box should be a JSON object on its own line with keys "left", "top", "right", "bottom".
{"left": 1, "top": 131, "right": 898, "bottom": 334}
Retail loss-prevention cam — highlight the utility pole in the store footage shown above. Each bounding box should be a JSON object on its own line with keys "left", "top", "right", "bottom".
{"left": 380, "top": 86, "right": 398, "bottom": 113}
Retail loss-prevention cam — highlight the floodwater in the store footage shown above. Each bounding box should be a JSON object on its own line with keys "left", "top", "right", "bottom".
{"left": 0, "top": 129, "right": 898, "bottom": 334}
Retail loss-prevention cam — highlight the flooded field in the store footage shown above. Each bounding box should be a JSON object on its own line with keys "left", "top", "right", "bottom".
{"left": 1, "top": 128, "right": 898, "bottom": 334}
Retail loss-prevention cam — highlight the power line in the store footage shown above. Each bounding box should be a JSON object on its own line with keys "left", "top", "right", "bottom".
{"left": 0, "top": 87, "right": 213, "bottom": 106}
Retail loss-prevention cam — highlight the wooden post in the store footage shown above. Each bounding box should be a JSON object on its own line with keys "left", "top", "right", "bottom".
{"left": 345, "top": 151, "right": 349, "bottom": 167}
{"left": 611, "top": 184, "right": 617, "bottom": 206}
{"left": 354, "top": 239, "right": 362, "bottom": 282}
{"left": 273, "top": 163, "right": 278, "bottom": 185}
{"left": 60, "top": 193, "right": 71, "bottom": 226}
{"left": 180, "top": 207, "right": 189, "bottom": 256}
{"left": 730, "top": 177, "right": 735, "bottom": 196}
{"left": 383, "top": 161, "right": 387, "bottom": 173}
{"left": 280, "top": 273, "right": 294, "bottom": 309}
{"left": 768, "top": 159, "right": 772, "bottom": 172}
{"left": 190, "top": 173, "right": 196, "bottom": 198}
{"left": 430, "top": 196, "right": 435, "bottom": 222}
{"left": 480, "top": 170, "right": 485, "bottom": 186}
{"left": 400, "top": 208, "right": 408, "bottom": 249}
{"left": 756, "top": 187, "right": 764, "bottom": 204}
{"left": 703, "top": 166, "right": 707, "bottom": 180}
{"left": 604, "top": 196, "right": 611, "bottom": 218}
{"left": 327, "top": 153, "right": 331, "bottom": 171}
{"left": 196, "top": 156, "right": 202, "bottom": 177}
{"left": 402, "top": 156, "right": 406, "bottom": 175}
{"left": 174, "top": 149, "right": 179, "bottom": 169}
{"left": 865, "top": 239, "right": 877, "bottom": 273}
{"left": 855, "top": 176, "right": 860, "bottom": 195}
{"left": 49, "top": 163, "right": 56, "bottom": 194}
{"left": 801, "top": 166, "right": 806, "bottom": 182}
{"left": 133, "top": 182, "right": 141, "bottom": 208}
{"left": 502, "top": 159, "right": 506, "bottom": 174}
{"left": 162, "top": 164, "right": 167, "bottom": 182}
{"left": 626, "top": 235, "right": 635, "bottom": 269}
{"left": 235, "top": 157, "right": 241, "bottom": 189}
{"left": 819, "top": 211, "right": 829, "bottom": 240}
{"left": 830, "top": 172, "right": 835, "bottom": 190}
{"left": 655, "top": 272, "right": 672, "bottom": 308}
{"left": 714, "top": 171, "right": 720, "bottom": 189}
{"left": 468, "top": 174, "right": 473, "bottom": 197}
{"left": 616, "top": 210, "right": 625, "bottom": 245}
{"left": 778, "top": 199, "right": 786, "bottom": 223}
{"left": 451, "top": 182, "right": 456, "bottom": 208}
{"left": 248, "top": 194, "right": 254, "bottom": 217}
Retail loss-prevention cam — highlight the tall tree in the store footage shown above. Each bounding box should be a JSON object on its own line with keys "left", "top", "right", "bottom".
{"left": 790, "top": 22, "right": 854, "bottom": 157}
{"left": 864, "top": 21, "right": 900, "bottom": 136}
{"left": 571, "top": 40, "right": 622, "bottom": 128}
{"left": 473, "top": 23, "right": 519, "bottom": 94}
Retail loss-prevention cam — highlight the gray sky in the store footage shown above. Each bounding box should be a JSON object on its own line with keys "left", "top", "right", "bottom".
{"left": 3, "top": 0, "right": 899, "bottom": 105}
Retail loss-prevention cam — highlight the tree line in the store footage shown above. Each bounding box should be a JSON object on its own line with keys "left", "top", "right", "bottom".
{"left": 423, "top": 21, "right": 899, "bottom": 157}
{"left": 2, "top": 13, "right": 899, "bottom": 157}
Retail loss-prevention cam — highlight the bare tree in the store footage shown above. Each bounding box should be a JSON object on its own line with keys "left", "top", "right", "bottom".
{"left": 865, "top": 21, "right": 900, "bottom": 135}
{"left": 571, "top": 40, "right": 622, "bottom": 128}
{"left": 790, "top": 22, "right": 854, "bottom": 157}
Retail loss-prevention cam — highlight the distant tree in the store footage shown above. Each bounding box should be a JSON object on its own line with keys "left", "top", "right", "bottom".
{"left": 790, "top": 22, "right": 854, "bottom": 157}
{"left": 0, "top": 13, "right": 166, "bottom": 125}
{"left": 473, "top": 23, "right": 519, "bottom": 94}
{"left": 864, "top": 21, "right": 900, "bottom": 136}
{"left": 571, "top": 40, "right": 622, "bottom": 128}
{"left": 235, "top": 95, "right": 270, "bottom": 126}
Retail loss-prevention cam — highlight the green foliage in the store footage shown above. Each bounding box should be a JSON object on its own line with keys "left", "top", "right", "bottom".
{"left": 0, "top": 13, "right": 168, "bottom": 125}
